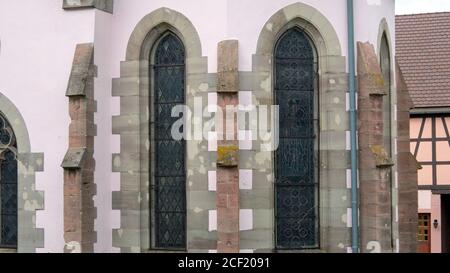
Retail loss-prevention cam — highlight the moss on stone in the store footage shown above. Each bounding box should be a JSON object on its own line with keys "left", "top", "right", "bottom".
{"left": 217, "top": 145, "right": 239, "bottom": 167}
{"left": 370, "top": 145, "right": 394, "bottom": 168}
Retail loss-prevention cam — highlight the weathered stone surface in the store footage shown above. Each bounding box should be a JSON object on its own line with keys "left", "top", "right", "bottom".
{"left": 63, "top": 0, "right": 113, "bottom": 13}
{"left": 112, "top": 12, "right": 212, "bottom": 252}
{"left": 357, "top": 41, "right": 393, "bottom": 252}
{"left": 370, "top": 145, "right": 394, "bottom": 168}
{"left": 66, "top": 44, "right": 94, "bottom": 97}
{"left": 395, "top": 61, "right": 418, "bottom": 253}
{"left": 61, "top": 148, "right": 86, "bottom": 169}
{"left": 217, "top": 40, "right": 238, "bottom": 92}
{"left": 63, "top": 43, "right": 97, "bottom": 253}
{"left": 217, "top": 145, "right": 239, "bottom": 167}
{"left": 357, "top": 42, "right": 386, "bottom": 96}
{"left": 216, "top": 40, "right": 240, "bottom": 253}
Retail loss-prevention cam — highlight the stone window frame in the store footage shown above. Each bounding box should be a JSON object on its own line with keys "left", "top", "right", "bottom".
{"left": 378, "top": 19, "right": 395, "bottom": 157}
{"left": 244, "top": 2, "right": 349, "bottom": 252}
{"left": 0, "top": 93, "right": 44, "bottom": 253}
{"left": 112, "top": 7, "right": 215, "bottom": 253}
{"left": 377, "top": 18, "right": 399, "bottom": 250}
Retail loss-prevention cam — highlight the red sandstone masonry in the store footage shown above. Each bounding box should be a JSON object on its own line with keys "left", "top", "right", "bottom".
{"left": 395, "top": 61, "right": 418, "bottom": 253}
{"left": 62, "top": 44, "right": 97, "bottom": 253}
{"left": 216, "top": 40, "right": 240, "bottom": 253}
{"left": 357, "top": 42, "right": 393, "bottom": 252}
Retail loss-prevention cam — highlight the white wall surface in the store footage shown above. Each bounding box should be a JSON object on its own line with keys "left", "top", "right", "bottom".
{"left": 93, "top": 9, "right": 114, "bottom": 253}
{"left": 355, "top": 0, "right": 396, "bottom": 58}
{"left": 0, "top": 0, "right": 95, "bottom": 253}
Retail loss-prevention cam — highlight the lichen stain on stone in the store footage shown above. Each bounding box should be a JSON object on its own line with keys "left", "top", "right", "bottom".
{"left": 187, "top": 85, "right": 196, "bottom": 96}
{"left": 342, "top": 196, "right": 347, "bottom": 201}
{"left": 370, "top": 145, "right": 394, "bottom": 167}
{"left": 217, "top": 145, "right": 239, "bottom": 167}
{"left": 333, "top": 97, "right": 340, "bottom": 104}
{"left": 23, "top": 192, "right": 28, "bottom": 200}
{"left": 188, "top": 145, "right": 199, "bottom": 160}
{"left": 24, "top": 200, "right": 40, "bottom": 211}
{"left": 373, "top": 74, "right": 385, "bottom": 88}
{"left": 18, "top": 161, "right": 33, "bottom": 178}
{"left": 199, "top": 156, "right": 205, "bottom": 164}
{"left": 260, "top": 77, "right": 270, "bottom": 93}
{"left": 113, "top": 156, "right": 121, "bottom": 168}
{"left": 145, "top": 139, "right": 150, "bottom": 151}
{"left": 131, "top": 247, "right": 140, "bottom": 253}
{"left": 194, "top": 207, "right": 203, "bottom": 213}
{"left": 335, "top": 114, "right": 341, "bottom": 126}
{"left": 189, "top": 181, "right": 193, "bottom": 187}
{"left": 198, "top": 165, "right": 206, "bottom": 174}
{"left": 254, "top": 152, "right": 270, "bottom": 167}
{"left": 199, "top": 83, "right": 209, "bottom": 92}
{"left": 338, "top": 243, "right": 345, "bottom": 249}
{"left": 341, "top": 214, "right": 348, "bottom": 224}
{"left": 36, "top": 158, "right": 43, "bottom": 167}
{"left": 266, "top": 23, "right": 273, "bottom": 31}
{"left": 117, "top": 229, "right": 124, "bottom": 238}
{"left": 65, "top": 241, "right": 81, "bottom": 253}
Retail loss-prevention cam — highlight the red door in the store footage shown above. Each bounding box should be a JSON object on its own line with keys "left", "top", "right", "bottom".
{"left": 418, "top": 213, "right": 431, "bottom": 253}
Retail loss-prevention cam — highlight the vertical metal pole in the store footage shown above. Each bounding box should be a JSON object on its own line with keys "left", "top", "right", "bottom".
{"left": 347, "top": 0, "right": 359, "bottom": 253}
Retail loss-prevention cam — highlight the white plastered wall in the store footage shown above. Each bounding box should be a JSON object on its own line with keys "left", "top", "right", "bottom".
{"left": 0, "top": 0, "right": 95, "bottom": 252}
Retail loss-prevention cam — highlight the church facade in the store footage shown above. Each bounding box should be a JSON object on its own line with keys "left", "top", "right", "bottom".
{"left": 0, "top": 0, "right": 418, "bottom": 253}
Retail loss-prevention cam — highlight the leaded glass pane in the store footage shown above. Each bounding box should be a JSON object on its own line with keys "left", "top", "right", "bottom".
{"left": 0, "top": 115, "right": 17, "bottom": 248}
{"left": 153, "top": 33, "right": 186, "bottom": 249}
{"left": 275, "top": 28, "right": 317, "bottom": 249}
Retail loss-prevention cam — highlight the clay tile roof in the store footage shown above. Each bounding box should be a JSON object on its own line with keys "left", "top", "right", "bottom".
{"left": 396, "top": 12, "right": 450, "bottom": 108}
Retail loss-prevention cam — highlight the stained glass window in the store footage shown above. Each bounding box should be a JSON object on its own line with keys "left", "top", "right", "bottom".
{"left": 152, "top": 33, "right": 186, "bottom": 249}
{"left": 274, "top": 28, "right": 318, "bottom": 249}
{"left": 0, "top": 114, "right": 17, "bottom": 248}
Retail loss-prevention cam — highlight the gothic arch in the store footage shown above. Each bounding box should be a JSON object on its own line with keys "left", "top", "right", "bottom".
{"left": 377, "top": 18, "right": 393, "bottom": 64}
{"left": 112, "top": 8, "right": 212, "bottom": 253}
{"left": 243, "top": 3, "right": 350, "bottom": 252}
{"left": 256, "top": 2, "right": 342, "bottom": 57}
{"left": 0, "top": 93, "right": 44, "bottom": 253}
{"left": 377, "top": 18, "right": 396, "bottom": 106}
{"left": 126, "top": 7, "right": 202, "bottom": 61}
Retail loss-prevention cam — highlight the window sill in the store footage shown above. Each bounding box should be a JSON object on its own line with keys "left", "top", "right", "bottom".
{"left": 0, "top": 248, "right": 17, "bottom": 253}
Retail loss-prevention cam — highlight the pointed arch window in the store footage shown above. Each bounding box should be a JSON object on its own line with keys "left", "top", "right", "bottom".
{"left": 274, "top": 28, "right": 319, "bottom": 249}
{"left": 151, "top": 32, "right": 186, "bottom": 250}
{"left": 380, "top": 33, "right": 396, "bottom": 248}
{"left": 0, "top": 114, "right": 17, "bottom": 249}
{"left": 380, "top": 33, "right": 392, "bottom": 155}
